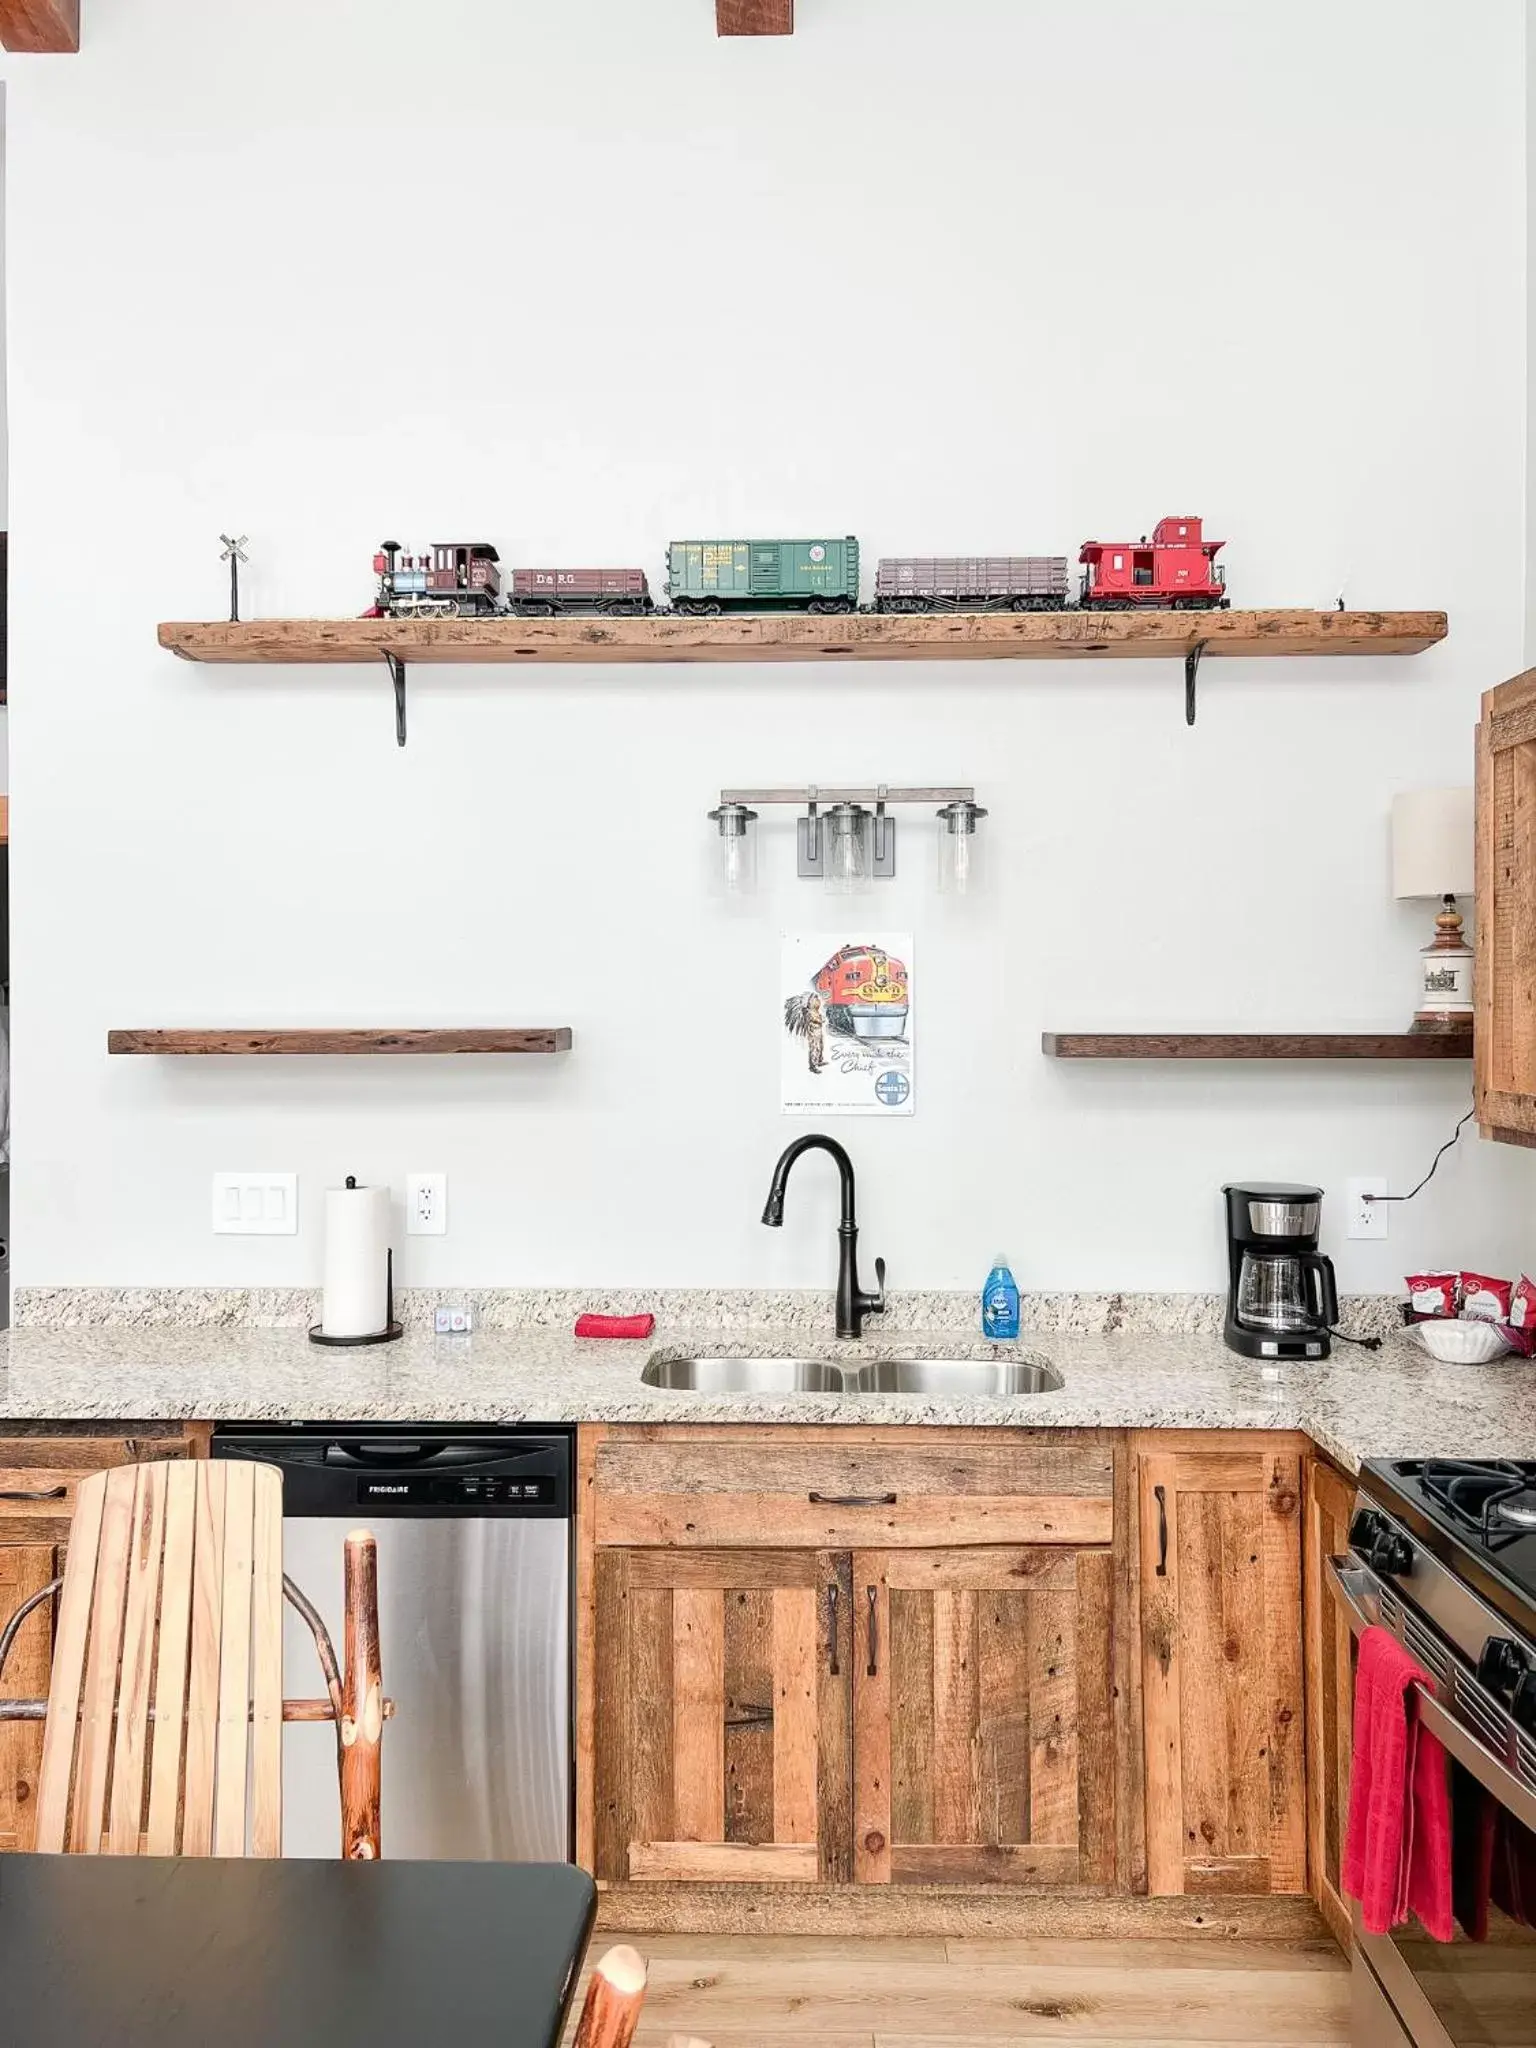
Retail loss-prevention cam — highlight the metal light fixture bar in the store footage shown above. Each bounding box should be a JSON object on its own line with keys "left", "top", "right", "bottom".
{"left": 712, "top": 784, "right": 980, "bottom": 883}
{"left": 718, "top": 784, "right": 976, "bottom": 806}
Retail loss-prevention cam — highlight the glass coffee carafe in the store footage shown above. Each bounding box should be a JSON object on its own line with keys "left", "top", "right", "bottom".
{"left": 1236, "top": 1248, "right": 1339, "bottom": 1337}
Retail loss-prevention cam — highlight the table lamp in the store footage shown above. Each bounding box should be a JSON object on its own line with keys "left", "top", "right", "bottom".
{"left": 1391, "top": 787, "right": 1475, "bottom": 1032}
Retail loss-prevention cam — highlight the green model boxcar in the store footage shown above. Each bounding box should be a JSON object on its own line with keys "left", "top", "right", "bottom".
{"left": 666, "top": 537, "right": 860, "bottom": 613}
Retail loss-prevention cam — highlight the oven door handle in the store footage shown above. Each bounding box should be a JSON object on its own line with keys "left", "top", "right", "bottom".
{"left": 1325, "top": 1555, "right": 1536, "bottom": 1835}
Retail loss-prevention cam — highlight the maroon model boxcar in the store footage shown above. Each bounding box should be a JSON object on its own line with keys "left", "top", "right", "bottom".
{"left": 1078, "top": 516, "right": 1227, "bottom": 610}
{"left": 874, "top": 556, "right": 1069, "bottom": 612}
{"left": 510, "top": 567, "right": 653, "bottom": 617}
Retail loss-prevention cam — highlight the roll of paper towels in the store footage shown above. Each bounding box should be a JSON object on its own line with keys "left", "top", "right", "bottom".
{"left": 322, "top": 1178, "right": 391, "bottom": 1339}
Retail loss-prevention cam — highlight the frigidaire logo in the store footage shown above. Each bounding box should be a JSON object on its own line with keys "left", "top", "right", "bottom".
{"left": 365, "top": 1482, "right": 410, "bottom": 1496}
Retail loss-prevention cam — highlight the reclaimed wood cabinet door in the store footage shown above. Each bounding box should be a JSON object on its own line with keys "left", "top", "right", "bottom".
{"left": 592, "top": 1547, "right": 853, "bottom": 1884}
{"left": 1136, "top": 1439, "right": 1306, "bottom": 1896}
{"left": 1303, "top": 1452, "right": 1358, "bottom": 1946}
{"left": 0, "top": 1543, "right": 58, "bottom": 1853}
{"left": 1476, "top": 669, "right": 1536, "bottom": 1141}
{"left": 852, "top": 1545, "right": 1120, "bottom": 1888}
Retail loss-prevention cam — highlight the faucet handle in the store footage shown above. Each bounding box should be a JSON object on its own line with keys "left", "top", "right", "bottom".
{"left": 870, "top": 1256, "right": 887, "bottom": 1314}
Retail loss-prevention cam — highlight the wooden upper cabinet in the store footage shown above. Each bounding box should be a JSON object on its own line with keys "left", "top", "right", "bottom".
{"left": 1476, "top": 669, "right": 1536, "bottom": 1141}
{"left": 592, "top": 1547, "right": 853, "bottom": 1885}
{"left": 1135, "top": 1437, "right": 1306, "bottom": 1897}
{"left": 853, "top": 1545, "right": 1120, "bottom": 1889}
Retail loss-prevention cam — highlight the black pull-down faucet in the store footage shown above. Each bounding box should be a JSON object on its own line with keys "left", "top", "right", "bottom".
{"left": 761, "top": 1133, "right": 887, "bottom": 1341}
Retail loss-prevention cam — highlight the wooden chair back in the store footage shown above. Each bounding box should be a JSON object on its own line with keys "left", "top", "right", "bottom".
{"left": 18, "top": 1460, "right": 383, "bottom": 1858}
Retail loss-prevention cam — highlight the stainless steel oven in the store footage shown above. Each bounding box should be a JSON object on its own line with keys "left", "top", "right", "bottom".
{"left": 1328, "top": 1499, "right": 1536, "bottom": 2048}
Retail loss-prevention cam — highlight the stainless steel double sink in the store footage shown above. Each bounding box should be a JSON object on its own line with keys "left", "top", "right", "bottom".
{"left": 640, "top": 1355, "right": 1063, "bottom": 1397}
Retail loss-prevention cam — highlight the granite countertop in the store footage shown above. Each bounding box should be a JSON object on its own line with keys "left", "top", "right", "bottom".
{"left": 1, "top": 1291, "right": 1532, "bottom": 1473}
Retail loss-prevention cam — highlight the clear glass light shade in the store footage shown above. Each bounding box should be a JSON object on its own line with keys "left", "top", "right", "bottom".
{"left": 936, "top": 800, "right": 988, "bottom": 895}
{"left": 708, "top": 803, "right": 758, "bottom": 895}
{"left": 824, "top": 803, "right": 873, "bottom": 896}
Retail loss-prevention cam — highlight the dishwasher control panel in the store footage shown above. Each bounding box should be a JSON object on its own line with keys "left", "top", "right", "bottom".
{"left": 211, "top": 1426, "right": 573, "bottom": 1519}
{"left": 357, "top": 1474, "right": 557, "bottom": 1507}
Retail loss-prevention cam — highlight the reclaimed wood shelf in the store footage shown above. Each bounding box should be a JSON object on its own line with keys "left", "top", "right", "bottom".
{"left": 158, "top": 609, "right": 1447, "bottom": 668}
{"left": 107, "top": 1028, "right": 573, "bottom": 1056}
{"left": 1042, "top": 1031, "right": 1473, "bottom": 1060}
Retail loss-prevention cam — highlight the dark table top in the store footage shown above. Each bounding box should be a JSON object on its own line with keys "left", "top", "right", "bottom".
{"left": 0, "top": 1855, "right": 597, "bottom": 2046}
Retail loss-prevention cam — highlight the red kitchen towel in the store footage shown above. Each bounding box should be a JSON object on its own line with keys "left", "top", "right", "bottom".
{"left": 1343, "top": 1625, "right": 1454, "bottom": 1940}
{"left": 574, "top": 1312, "right": 655, "bottom": 1340}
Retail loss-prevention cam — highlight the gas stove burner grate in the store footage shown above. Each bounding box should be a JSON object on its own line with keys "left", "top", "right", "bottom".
{"left": 1419, "top": 1459, "right": 1536, "bottom": 1552}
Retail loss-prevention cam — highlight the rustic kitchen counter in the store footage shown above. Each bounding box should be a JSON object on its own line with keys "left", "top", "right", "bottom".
{"left": 0, "top": 1306, "right": 1531, "bottom": 1471}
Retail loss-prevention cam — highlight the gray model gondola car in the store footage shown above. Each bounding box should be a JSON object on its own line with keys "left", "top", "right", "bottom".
{"left": 874, "top": 556, "right": 1069, "bottom": 612}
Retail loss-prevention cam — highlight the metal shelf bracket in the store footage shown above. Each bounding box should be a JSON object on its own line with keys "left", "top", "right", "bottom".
{"left": 383, "top": 652, "right": 408, "bottom": 747}
{"left": 1184, "top": 640, "right": 1208, "bottom": 727}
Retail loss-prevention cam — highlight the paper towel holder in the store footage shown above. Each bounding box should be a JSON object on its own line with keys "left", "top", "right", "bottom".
{"left": 308, "top": 1245, "right": 404, "bottom": 1348}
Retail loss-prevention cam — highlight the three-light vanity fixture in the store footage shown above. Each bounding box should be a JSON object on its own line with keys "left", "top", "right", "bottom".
{"left": 707, "top": 785, "right": 988, "bottom": 897}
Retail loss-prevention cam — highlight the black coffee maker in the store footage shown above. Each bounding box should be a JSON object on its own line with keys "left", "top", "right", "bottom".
{"left": 1223, "top": 1182, "right": 1338, "bottom": 1359}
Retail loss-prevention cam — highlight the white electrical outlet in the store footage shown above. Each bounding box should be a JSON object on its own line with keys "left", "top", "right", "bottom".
{"left": 407, "top": 1172, "right": 448, "bottom": 1236}
{"left": 212, "top": 1172, "right": 298, "bottom": 1236}
{"left": 1346, "top": 1176, "right": 1390, "bottom": 1240}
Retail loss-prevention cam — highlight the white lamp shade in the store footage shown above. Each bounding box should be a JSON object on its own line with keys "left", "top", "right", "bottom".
{"left": 1391, "top": 787, "right": 1475, "bottom": 900}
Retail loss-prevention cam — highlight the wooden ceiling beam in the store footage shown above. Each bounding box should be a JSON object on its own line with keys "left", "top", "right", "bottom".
{"left": 0, "top": 0, "right": 79, "bottom": 52}
{"left": 717, "top": 0, "right": 793, "bottom": 34}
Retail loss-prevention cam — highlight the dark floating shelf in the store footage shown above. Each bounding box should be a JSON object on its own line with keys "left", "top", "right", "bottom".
{"left": 1041, "top": 1032, "right": 1474, "bottom": 1061}
{"left": 107, "top": 1028, "right": 574, "bottom": 1057}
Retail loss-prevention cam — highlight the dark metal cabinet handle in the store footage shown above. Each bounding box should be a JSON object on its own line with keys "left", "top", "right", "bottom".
{"left": 0, "top": 1486, "right": 68, "bottom": 1502}
{"left": 1154, "top": 1484, "right": 1168, "bottom": 1576}
{"left": 866, "top": 1585, "right": 879, "bottom": 1677}
{"left": 826, "top": 1583, "right": 840, "bottom": 1676}
{"left": 808, "top": 1491, "right": 898, "bottom": 1508}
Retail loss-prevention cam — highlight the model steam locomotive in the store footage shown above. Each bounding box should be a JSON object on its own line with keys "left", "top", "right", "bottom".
{"left": 368, "top": 515, "right": 1227, "bottom": 620}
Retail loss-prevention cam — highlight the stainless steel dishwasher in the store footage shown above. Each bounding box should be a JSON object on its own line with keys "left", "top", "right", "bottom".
{"left": 214, "top": 1425, "right": 572, "bottom": 1862}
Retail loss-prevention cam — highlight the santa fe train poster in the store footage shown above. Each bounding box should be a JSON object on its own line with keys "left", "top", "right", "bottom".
{"left": 780, "top": 932, "right": 914, "bottom": 1117}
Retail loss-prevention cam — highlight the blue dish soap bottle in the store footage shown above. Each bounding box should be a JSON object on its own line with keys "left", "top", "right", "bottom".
{"left": 982, "top": 1256, "right": 1021, "bottom": 1341}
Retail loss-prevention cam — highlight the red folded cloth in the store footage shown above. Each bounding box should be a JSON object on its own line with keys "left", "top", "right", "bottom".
{"left": 1343, "top": 1625, "right": 1453, "bottom": 1940}
{"left": 574, "top": 1312, "right": 655, "bottom": 1340}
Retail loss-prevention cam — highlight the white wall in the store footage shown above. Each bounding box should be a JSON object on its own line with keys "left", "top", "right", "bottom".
{"left": 5, "top": 0, "right": 1532, "bottom": 1293}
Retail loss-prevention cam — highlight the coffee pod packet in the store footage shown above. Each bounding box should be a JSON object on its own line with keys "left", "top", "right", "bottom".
{"left": 1503, "top": 1275, "right": 1536, "bottom": 1354}
{"left": 1405, "top": 1272, "right": 1459, "bottom": 1319}
{"left": 1460, "top": 1272, "right": 1514, "bottom": 1323}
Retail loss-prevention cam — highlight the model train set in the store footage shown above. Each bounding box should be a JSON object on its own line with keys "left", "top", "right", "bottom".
{"left": 366, "top": 515, "right": 1228, "bottom": 620}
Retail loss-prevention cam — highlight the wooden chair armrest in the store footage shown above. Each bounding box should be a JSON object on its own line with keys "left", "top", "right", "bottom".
{"left": 572, "top": 1945, "right": 648, "bottom": 2048}
{"left": 0, "top": 1576, "right": 62, "bottom": 1684}
{"left": 282, "top": 1574, "right": 345, "bottom": 1720}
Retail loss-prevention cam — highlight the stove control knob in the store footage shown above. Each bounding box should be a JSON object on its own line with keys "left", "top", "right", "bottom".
{"left": 1511, "top": 1668, "right": 1536, "bottom": 1737}
{"left": 1478, "top": 1636, "right": 1529, "bottom": 1700}
{"left": 1351, "top": 1508, "right": 1414, "bottom": 1574}
{"left": 1349, "top": 1508, "right": 1387, "bottom": 1554}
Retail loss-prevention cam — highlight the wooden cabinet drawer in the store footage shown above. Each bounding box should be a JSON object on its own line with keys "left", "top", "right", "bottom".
{"left": 0, "top": 1469, "right": 87, "bottom": 1533}
{"left": 0, "top": 1437, "right": 196, "bottom": 1539}
{"left": 592, "top": 1435, "right": 1114, "bottom": 1549}
{"left": 0, "top": 1432, "right": 196, "bottom": 1467}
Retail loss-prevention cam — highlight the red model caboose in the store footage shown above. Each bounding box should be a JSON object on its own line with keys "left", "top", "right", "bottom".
{"left": 1078, "top": 516, "right": 1227, "bottom": 610}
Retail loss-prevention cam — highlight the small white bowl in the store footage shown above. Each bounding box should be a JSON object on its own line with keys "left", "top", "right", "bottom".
{"left": 1410, "top": 1318, "right": 1511, "bottom": 1364}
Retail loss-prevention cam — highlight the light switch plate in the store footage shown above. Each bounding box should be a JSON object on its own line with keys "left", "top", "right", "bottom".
{"left": 1346, "top": 1175, "right": 1389, "bottom": 1240}
{"left": 212, "top": 1172, "right": 298, "bottom": 1235}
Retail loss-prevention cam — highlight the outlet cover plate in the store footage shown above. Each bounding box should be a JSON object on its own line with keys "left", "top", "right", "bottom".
{"left": 212, "top": 1172, "right": 298, "bottom": 1236}
{"left": 1346, "top": 1175, "right": 1389, "bottom": 1240}
{"left": 408, "top": 1172, "right": 448, "bottom": 1236}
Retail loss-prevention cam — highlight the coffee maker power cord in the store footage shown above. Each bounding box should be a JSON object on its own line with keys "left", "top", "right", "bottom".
{"left": 1333, "top": 1098, "right": 1478, "bottom": 1352}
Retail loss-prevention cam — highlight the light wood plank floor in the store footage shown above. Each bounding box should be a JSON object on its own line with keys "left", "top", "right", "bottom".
{"left": 567, "top": 1933, "right": 1351, "bottom": 2045}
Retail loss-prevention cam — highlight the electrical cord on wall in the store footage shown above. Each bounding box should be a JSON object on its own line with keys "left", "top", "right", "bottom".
{"left": 1362, "top": 1100, "right": 1477, "bottom": 1209}
{"left": 1331, "top": 1097, "right": 1478, "bottom": 1352}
